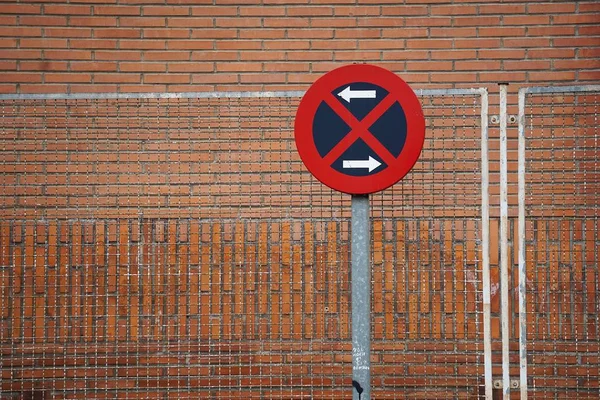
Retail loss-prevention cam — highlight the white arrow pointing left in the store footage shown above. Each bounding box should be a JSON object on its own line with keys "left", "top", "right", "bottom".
{"left": 337, "top": 86, "right": 377, "bottom": 103}
{"left": 342, "top": 156, "right": 382, "bottom": 173}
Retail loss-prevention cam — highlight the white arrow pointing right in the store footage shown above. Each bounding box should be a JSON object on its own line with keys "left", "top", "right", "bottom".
{"left": 342, "top": 156, "right": 382, "bottom": 173}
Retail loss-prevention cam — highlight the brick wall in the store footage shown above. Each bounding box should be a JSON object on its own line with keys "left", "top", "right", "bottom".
{"left": 0, "top": 1, "right": 598, "bottom": 94}
{"left": 0, "top": 1, "right": 599, "bottom": 399}
{"left": 0, "top": 91, "right": 493, "bottom": 398}
{"left": 1, "top": 217, "right": 492, "bottom": 399}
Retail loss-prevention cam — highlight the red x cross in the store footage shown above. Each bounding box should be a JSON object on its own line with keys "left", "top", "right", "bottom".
{"left": 321, "top": 92, "right": 399, "bottom": 167}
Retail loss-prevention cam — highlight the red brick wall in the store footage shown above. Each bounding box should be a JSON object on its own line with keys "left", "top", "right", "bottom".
{"left": 1, "top": 1, "right": 599, "bottom": 399}
{"left": 0, "top": 1, "right": 598, "bottom": 94}
{"left": 1, "top": 92, "right": 494, "bottom": 398}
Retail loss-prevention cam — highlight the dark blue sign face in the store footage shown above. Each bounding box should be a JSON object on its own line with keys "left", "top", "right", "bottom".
{"left": 312, "top": 82, "right": 407, "bottom": 177}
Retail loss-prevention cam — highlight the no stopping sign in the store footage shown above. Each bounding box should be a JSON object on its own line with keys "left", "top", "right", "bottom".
{"left": 294, "top": 64, "right": 425, "bottom": 195}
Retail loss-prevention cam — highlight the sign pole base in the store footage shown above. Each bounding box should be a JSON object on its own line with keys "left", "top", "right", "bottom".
{"left": 351, "top": 194, "right": 370, "bottom": 400}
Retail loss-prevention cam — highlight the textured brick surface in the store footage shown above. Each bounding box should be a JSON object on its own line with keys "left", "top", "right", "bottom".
{"left": 0, "top": 91, "right": 598, "bottom": 397}
{"left": 1, "top": 217, "right": 491, "bottom": 398}
{"left": 0, "top": 2, "right": 599, "bottom": 398}
{"left": 0, "top": 93, "right": 492, "bottom": 397}
{"left": 0, "top": 1, "right": 598, "bottom": 93}
{"left": 0, "top": 95, "right": 484, "bottom": 220}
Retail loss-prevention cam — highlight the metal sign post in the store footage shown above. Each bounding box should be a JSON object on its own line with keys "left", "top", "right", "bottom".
{"left": 294, "top": 64, "right": 425, "bottom": 400}
{"left": 351, "top": 194, "right": 370, "bottom": 400}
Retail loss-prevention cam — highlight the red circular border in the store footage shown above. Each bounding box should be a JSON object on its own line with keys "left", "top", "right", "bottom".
{"left": 294, "top": 64, "right": 425, "bottom": 195}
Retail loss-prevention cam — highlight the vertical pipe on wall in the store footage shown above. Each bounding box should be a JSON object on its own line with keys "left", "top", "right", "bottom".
{"left": 499, "top": 83, "right": 511, "bottom": 399}
{"left": 517, "top": 89, "right": 528, "bottom": 399}
{"left": 480, "top": 88, "right": 493, "bottom": 400}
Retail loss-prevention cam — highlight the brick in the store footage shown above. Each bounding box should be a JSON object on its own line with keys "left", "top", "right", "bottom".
{"left": 169, "top": 17, "right": 214, "bottom": 28}
{"left": 70, "top": 16, "right": 117, "bottom": 26}
{"left": 0, "top": 73, "right": 41, "bottom": 83}
{"left": 312, "top": 17, "right": 356, "bottom": 27}
{"left": 336, "top": 5, "right": 381, "bottom": 16}
{"left": 20, "top": 16, "right": 67, "bottom": 26}
{"left": 431, "top": 49, "right": 476, "bottom": 60}
{"left": 215, "top": 40, "right": 261, "bottom": 50}
{"left": 528, "top": 48, "right": 575, "bottom": 58}
{"left": 288, "top": 29, "right": 334, "bottom": 39}
{"left": 216, "top": 62, "right": 261, "bottom": 72}
{"left": 504, "top": 37, "right": 551, "bottom": 47}
{"left": 478, "top": 48, "right": 525, "bottom": 59}
{"left": 311, "top": 40, "right": 358, "bottom": 50}
{"left": 479, "top": 26, "right": 526, "bottom": 37}
{"left": 505, "top": 15, "right": 551, "bottom": 25}
{"left": 0, "top": 27, "right": 42, "bottom": 37}
{"left": 453, "top": 16, "right": 501, "bottom": 26}
{"left": 121, "top": 17, "right": 167, "bottom": 27}
{"left": 334, "top": 28, "right": 381, "bottom": 39}
{"left": 94, "top": 28, "right": 141, "bottom": 39}
{"left": 580, "top": 2, "right": 600, "bottom": 12}
{"left": 579, "top": 25, "right": 600, "bottom": 35}
{"left": 0, "top": 15, "right": 16, "bottom": 25}
{"left": 554, "top": 37, "right": 599, "bottom": 47}
{"left": 69, "top": 39, "right": 118, "bottom": 49}
{"left": 191, "top": 28, "right": 236, "bottom": 39}
{"left": 44, "top": 50, "right": 92, "bottom": 60}
{"left": 287, "top": 6, "right": 333, "bottom": 16}
{"left": 430, "top": 27, "right": 477, "bottom": 37}
{"left": 44, "top": 4, "right": 91, "bottom": 15}
{"left": 143, "top": 28, "right": 190, "bottom": 38}
{"left": 337, "top": 50, "right": 381, "bottom": 60}
{"left": 554, "top": 14, "right": 600, "bottom": 24}
{"left": 479, "top": 4, "right": 525, "bottom": 14}
{"left": 70, "top": 61, "right": 117, "bottom": 71}
{"left": 239, "top": 29, "right": 286, "bottom": 39}
{"left": 2, "top": 4, "right": 42, "bottom": 14}
{"left": 504, "top": 60, "right": 551, "bottom": 70}
{"left": 455, "top": 60, "right": 501, "bottom": 71}
{"left": 215, "top": 17, "right": 261, "bottom": 27}
{"left": 579, "top": 70, "right": 600, "bottom": 81}
{"left": 406, "top": 39, "right": 453, "bottom": 49}
{"left": 94, "top": 5, "right": 140, "bottom": 15}
{"left": 528, "top": 71, "right": 577, "bottom": 81}
{"left": 191, "top": 50, "right": 237, "bottom": 61}
{"left": 120, "top": 40, "right": 166, "bottom": 50}
{"left": 381, "top": 5, "right": 428, "bottom": 16}
{"left": 44, "top": 73, "right": 92, "bottom": 83}
{"left": 167, "top": 40, "right": 213, "bottom": 49}
{"left": 528, "top": 2, "right": 577, "bottom": 13}
{"left": 264, "top": 17, "right": 309, "bottom": 28}
{"left": 0, "top": 38, "right": 17, "bottom": 48}
{"left": 239, "top": 6, "right": 285, "bottom": 16}
{"left": 95, "top": 50, "right": 142, "bottom": 61}
{"left": 431, "top": 5, "right": 477, "bottom": 15}
{"left": 357, "top": 17, "right": 405, "bottom": 27}
{"left": 144, "top": 6, "right": 191, "bottom": 16}
{"left": 380, "top": 28, "right": 428, "bottom": 38}
{"left": 528, "top": 25, "right": 576, "bottom": 36}
{"left": 167, "top": 62, "right": 213, "bottom": 72}
{"left": 264, "top": 62, "right": 308, "bottom": 72}
{"left": 120, "top": 62, "right": 167, "bottom": 72}
{"left": 69, "top": 83, "right": 118, "bottom": 93}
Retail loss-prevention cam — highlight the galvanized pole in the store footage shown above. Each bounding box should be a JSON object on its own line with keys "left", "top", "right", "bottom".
{"left": 479, "top": 88, "right": 494, "bottom": 400}
{"left": 351, "top": 194, "right": 370, "bottom": 400}
{"left": 517, "top": 88, "right": 528, "bottom": 400}
{"left": 499, "top": 83, "right": 511, "bottom": 399}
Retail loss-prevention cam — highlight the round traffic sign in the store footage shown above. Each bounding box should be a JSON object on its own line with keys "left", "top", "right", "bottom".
{"left": 294, "top": 64, "right": 425, "bottom": 195}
